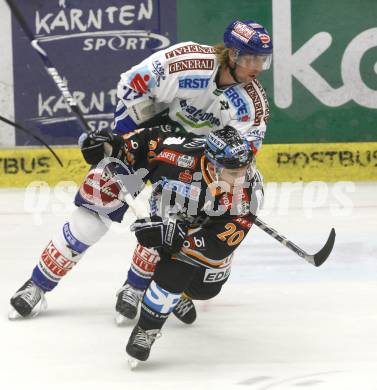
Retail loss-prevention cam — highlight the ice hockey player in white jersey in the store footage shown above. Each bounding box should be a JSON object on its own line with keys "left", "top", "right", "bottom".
{"left": 112, "top": 19, "right": 272, "bottom": 324}
{"left": 111, "top": 19, "right": 271, "bottom": 150}
{"left": 8, "top": 20, "right": 272, "bottom": 322}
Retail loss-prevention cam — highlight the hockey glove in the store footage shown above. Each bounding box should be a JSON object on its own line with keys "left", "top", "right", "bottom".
{"left": 130, "top": 215, "right": 188, "bottom": 254}
{"left": 79, "top": 130, "right": 125, "bottom": 165}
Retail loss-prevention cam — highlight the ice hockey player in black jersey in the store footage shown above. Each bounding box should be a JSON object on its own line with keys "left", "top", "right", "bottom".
{"left": 114, "top": 126, "right": 264, "bottom": 366}
{"left": 9, "top": 126, "right": 263, "bottom": 336}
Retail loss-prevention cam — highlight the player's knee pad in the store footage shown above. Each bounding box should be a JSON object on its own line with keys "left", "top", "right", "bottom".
{"left": 69, "top": 206, "right": 109, "bottom": 245}
{"left": 127, "top": 244, "right": 160, "bottom": 290}
{"left": 142, "top": 280, "right": 182, "bottom": 318}
{"left": 32, "top": 207, "right": 109, "bottom": 291}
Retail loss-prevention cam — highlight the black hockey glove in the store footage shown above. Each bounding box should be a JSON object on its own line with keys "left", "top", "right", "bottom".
{"left": 130, "top": 215, "right": 188, "bottom": 254}
{"left": 79, "top": 130, "right": 125, "bottom": 165}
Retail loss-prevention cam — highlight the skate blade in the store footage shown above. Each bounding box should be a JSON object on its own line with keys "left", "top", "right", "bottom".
{"left": 8, "top": 307, "right": 22, "bottom": 321}
{"left": 8, "top": 302, "right": 47, "bottom": 321}
{"left": 114, "top": 312, "right": 133, "bottom": 326}
{"left": 127, "top": 356, "right": 140, "bottom": 370}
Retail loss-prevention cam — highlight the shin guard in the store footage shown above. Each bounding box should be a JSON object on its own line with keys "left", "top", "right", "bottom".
{"left": 138, "top": 280, "right": 181, "bottom": 330}
{"left": 32, "top": 207, "right": 109, "bottom": 291}
{"left": 127, "top": 244, "right": 160, "bottom": 290}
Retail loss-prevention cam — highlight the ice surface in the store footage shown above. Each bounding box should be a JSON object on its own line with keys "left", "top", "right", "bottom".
{"left": 0, "top": 182, "right": 376, "bottom": 390}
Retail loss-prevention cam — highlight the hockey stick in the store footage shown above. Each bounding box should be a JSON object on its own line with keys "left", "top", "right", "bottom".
{"left": 6, "top": 0, "right": 141, "bottom": 214}
{"left": 5, "top": 0, "right": 89, "bottom": 133}
{"left": 0, "top": 114, "right": 64, "bottom": 167}
{"left": 254, "top": 217, "right": 335, "bottom": 267}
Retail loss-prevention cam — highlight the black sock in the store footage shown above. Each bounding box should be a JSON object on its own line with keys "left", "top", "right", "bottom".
{"left": 138, "top": 301, "right": 169, "bottom": 331}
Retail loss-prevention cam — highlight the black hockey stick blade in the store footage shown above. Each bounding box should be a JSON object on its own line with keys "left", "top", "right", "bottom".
{"left": 254, "top": 217, "right": 336, "bottom": 267}
{"left": 306, "top": 228, "right": 336, "bottom": 267}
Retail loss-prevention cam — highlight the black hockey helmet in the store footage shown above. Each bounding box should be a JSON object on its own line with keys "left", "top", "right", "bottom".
{"left": 205, "top": 126, "right": 254, "bottom": 169}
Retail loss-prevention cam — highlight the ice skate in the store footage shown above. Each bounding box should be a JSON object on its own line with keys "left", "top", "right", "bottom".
{"left": 9, "top": 279, "right": 47, "bottom": 320}
{"left": 126, "top": 325, "right": 161, "bottom": 366}
{"left": 115, "top": 282, "right": 144, "bottom": 325}
{"left": 173, "top": 295, "right": 197, "bottom": 324}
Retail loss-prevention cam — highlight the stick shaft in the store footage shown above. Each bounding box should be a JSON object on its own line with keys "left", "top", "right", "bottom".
{"left": 6, "top": 0, "right": 90, "bottom": 133}
{"left": 254, "top": 217, "right": 307, "bottom": 259}
{"left": 0, "top": 114, "right": 64, "bottom": 167}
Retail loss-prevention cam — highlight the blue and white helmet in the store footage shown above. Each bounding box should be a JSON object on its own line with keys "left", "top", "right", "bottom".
{"left": 205, "top": 126, "right": 254, "bottom": 169}
{"left": 224, "top": 20, "right": 273, "bottom": 56}
{"left": 224, "top": 20, "right": 272, "bottom": 71}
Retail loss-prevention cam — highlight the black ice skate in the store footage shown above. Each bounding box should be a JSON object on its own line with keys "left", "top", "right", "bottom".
{"left": 9, "top": 279, "right": 47, "bottom": 319}
{"left": 126, "top": 325, "right": 161, "bottom": 368}
{"left": 115, "top": 282, "right": 144, "bottom": 325}
{"left": 173, "top": 295, "right": 197, "bottom": 324}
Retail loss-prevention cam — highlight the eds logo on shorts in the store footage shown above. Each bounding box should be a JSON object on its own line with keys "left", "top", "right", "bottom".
{"left": 203, "top": 264, "right": 231, "bottom": 283}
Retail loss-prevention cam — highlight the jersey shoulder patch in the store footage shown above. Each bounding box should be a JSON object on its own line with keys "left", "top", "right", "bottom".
{"left": 155, "top": 148, "right": 199, "bottom": 169}
{"left": 182, "top": 137, "right": 207, "bottom": 150}
{"left": 164, "top": 42, "right": 216, "bottom": 60}
{"left": 163, "top": 42, "right": 217, "bottom": 75}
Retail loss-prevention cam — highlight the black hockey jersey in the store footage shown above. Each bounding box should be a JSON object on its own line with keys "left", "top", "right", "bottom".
{"left": 122, "top": 127, "right": 263, "bottom": 270}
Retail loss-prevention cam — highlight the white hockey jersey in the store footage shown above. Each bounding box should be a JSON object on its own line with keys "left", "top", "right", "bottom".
{"left": 114, "top": 41, "right": 270, "bottom": 152}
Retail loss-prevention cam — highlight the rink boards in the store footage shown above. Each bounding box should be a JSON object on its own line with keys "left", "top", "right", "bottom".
{"left": 0, "top": 141, "right": 376, "bottom": 187}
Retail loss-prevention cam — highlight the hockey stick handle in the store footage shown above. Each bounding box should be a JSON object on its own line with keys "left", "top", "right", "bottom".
{"left": 6, "top": 0, "right": 90, "bottom": 133}
{"left": 6, "top": 0, "right": 35, "bottom": 42}
{"left": 121, "top": 192, "right": 145, "bottom": 219}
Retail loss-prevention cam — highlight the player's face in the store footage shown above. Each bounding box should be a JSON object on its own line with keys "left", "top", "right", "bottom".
{"left": 218, "top": 166, "right": 248, "bottom": 187}
{"left": 237, "top": 53, "right": 272, "bottom": 71}
{"left": 219, "top": 167, "right": 247, "bottom": 191}
{"left": 230, "top": 50, "right": 271, "bottom": 82}
{"left": 209, "top": 163, "right": 248, "bottom": 191}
